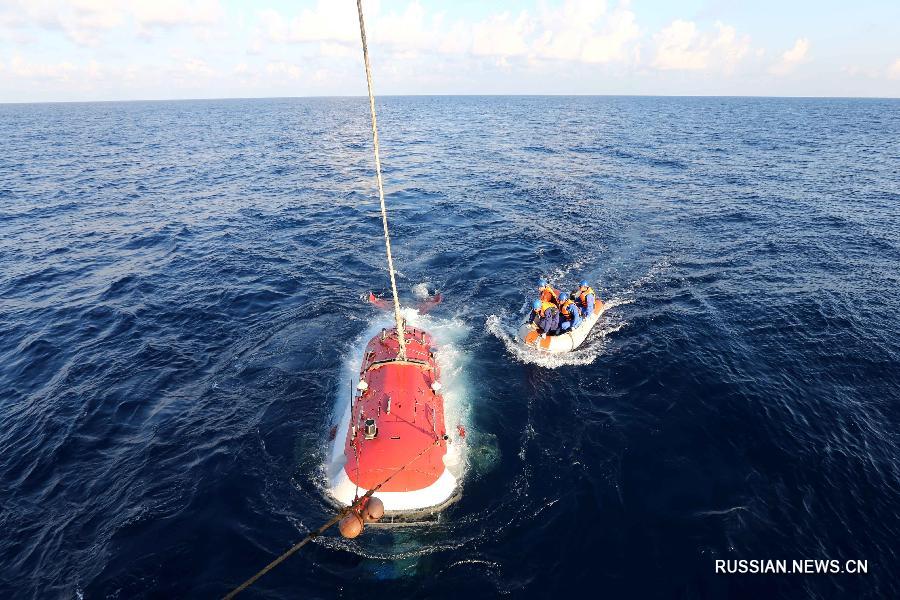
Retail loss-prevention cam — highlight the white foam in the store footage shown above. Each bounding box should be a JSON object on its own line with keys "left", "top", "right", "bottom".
{"left": 411, "top": 282, "right": 431, "bottom": 299}
{"left": 546, "top": 258, "right": 586, "bottom": 283}
{"left": 623, "top": 258, "right": 672, "bottom": 295}
{"left": 487, "top": 310, "right": 627, "bottom": 368}
{"left": 488, "top": 259, "right": 670, "bottom": 368}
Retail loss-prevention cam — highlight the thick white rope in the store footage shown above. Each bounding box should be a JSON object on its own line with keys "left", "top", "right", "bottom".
{"left": 356, "top": 0, "right": 406, "bottom": 360}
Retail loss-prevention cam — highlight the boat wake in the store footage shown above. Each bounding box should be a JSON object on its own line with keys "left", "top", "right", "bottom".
{"left": 486, "top": 307, "right": 628, "bottom": 368}
{"left": 486, "top": 259, "right": 670, "bottom": 368}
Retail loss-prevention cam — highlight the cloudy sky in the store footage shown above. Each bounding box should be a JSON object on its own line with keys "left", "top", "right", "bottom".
{"left": 1, "top": 0, "right": 899, "bottom": 102}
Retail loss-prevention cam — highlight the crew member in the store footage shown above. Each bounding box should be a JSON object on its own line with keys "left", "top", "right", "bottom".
{"left": 574, "top": 280, "right": 596, "bottom": 318}
{"left": 557, "top": 292, "right": 582, "bottom": 332}
{"left": 529, "top": 299, "right": 560, "bottom": 336}
{"left": 537, "top": 278, "right": 559, "bottom": 305}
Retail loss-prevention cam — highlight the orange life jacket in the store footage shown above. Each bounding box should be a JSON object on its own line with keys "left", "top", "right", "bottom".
{"left": 538, "top": 300, "right": 557, "bottom": 316}
{"left": 577, "top": 286, "right": 595, "bottom": 307}
{"left": 559, "top": 299, "right": 577, "bottom": 318}
{"left": 539, "top": 285, "right": 558, "bottom": 304}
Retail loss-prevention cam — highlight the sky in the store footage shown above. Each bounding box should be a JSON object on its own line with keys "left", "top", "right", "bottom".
{"left": 1, "top": 0, "right": 899, "bottom": 102}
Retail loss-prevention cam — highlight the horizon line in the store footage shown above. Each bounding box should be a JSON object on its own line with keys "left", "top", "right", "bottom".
{"left": 3, "top": 92, "right": 899, "bottom": 106}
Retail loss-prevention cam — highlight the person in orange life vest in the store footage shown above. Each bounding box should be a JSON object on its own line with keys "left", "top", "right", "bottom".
{"left": 529, "top": 299, "right": 560, "bottom": 337}
{"left": 574, "top": 280, "right": 596, "bottom": 318}
{"left": 537, "top": 278, "right": 559, "bottom": 305}
{"left": 557, "top": 292, "right": 582, "bottom": 332}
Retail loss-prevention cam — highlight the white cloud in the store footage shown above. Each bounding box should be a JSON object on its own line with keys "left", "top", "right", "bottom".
{"left": 371, "top": 1, "right": 439, "bottom": 50}
{"left": 0, "top": 0, "right": 111, "bottom": 46}
{"left": 769, "top": 37, "right": 809, "bottom": 76}
{"left": 887, "top": 58, "right": 900, "bottom": 80}
{"left": 1, "top": 53, "right": 218, "bottom": 90}
{"left": 85, "top": 58, "right": 102, "bottom": 79}
{"left": 253, "top": 0, "right": 642, "bottom": 68}
{"left": 841, "top": 64, "right": 880, "bottom": 79}
{"left": 0, "top": 54, "right": 106, "bottom": 86}
{"left": 265, "top": 60, "right": 302, "bottom": 80}
{"left": 258, "top": 2, "right": 357, "bottom": 45}
{"left": 653, "top": 20, "right": 704, "bottom": 70}
{"left": 122, "top": 64, "right": 140, "bottom": 82}
{"left": 67, "top": 0, "right": 125, "bottom": 44}
{"left": 582, "top": 5, "right": 641, "bottom": 63}
{"left": 532, "top": 0, "right": 641, "bottom": 64}
{"left": 181, "top": 57, "right": 215, "bottom": 78}
{"left": 471, "top": 11, "right": 533, "bottom": 58}
{"left": 0, "top": 0, "right": 224, "bottom": 46}
{"left": 319, "top": 41, "right": 358, "bottom": 59}
{"left": 2, "top": 1, "right": 892, "bottom": 100}
{"left": 255, "top": 1, "right": 449, "bottom": 55}
{"left": 131, "top": 0, "right": 223, "bottom": 30}
{"left": 7, "top": 54, "right": 79, "bottom": 81}
{"left": 652, "top": 20, "right": 750, "bottom": 72}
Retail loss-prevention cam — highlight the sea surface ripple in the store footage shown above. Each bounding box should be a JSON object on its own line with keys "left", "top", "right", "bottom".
{"left": 1, "top": 96, "right": 899, "bottom": 599}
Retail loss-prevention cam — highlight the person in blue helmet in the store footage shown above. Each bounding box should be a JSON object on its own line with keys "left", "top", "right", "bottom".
{"left": 557, "top": 292, "right": 582, "bottom": 333}
{"left": 537, "top": 277, "right": 559, "bottom": 305}
{"left": 529, "top": 298, "right": 560, "bottom": 336}
{"left": 573, "top": 280, "right": 596, "bottom": 318}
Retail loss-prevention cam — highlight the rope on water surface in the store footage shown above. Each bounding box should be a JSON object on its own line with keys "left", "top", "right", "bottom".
{"left": 222, "top": 437, "right": 443, "bottom": 599}
{"left": 356, "top": 0, "right": 407, "bottom": 361}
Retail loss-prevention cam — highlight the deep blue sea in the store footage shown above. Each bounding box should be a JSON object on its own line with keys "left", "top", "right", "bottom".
{"left": 1, "top": 96, "right": 899, "bottom": 599}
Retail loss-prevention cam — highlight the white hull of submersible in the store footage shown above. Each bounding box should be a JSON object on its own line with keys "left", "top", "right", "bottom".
{"left": 327, "top": 467, "right": 457, "bottom": 513}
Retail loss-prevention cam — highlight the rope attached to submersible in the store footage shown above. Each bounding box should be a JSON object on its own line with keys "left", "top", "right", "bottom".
{"left": 222, "top": 437, "right": 442, "bottom": 599}
{"left": 356, "top": 0, "right": 406, "bottom": 361}
{"left": 221, "top": 5, "right": 426, "bottom": 597}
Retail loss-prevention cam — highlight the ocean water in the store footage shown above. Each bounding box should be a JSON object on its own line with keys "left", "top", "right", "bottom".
{"left": 1, "top": 96, "right": 899, "bottom": 599}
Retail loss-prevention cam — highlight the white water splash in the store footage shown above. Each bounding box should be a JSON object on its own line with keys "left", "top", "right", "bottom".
{"left": 486, "top": 310, "right": 628, "bottom": 368}
{"left": 411, "top": 282, "right": 431, "bottom": 299}
{"left": 488, "top": 259, "right": 670, "bottom": 368}
{"left": 546, "top": 258, "right": 587, "bottom": 283}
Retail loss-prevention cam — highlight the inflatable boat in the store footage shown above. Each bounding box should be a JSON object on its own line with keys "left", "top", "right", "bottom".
{"left": 327, "top": 326, "right": 456, "bottom": 513}
{"left": 517, "top": 299, "right": 606, "bottom": 353}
